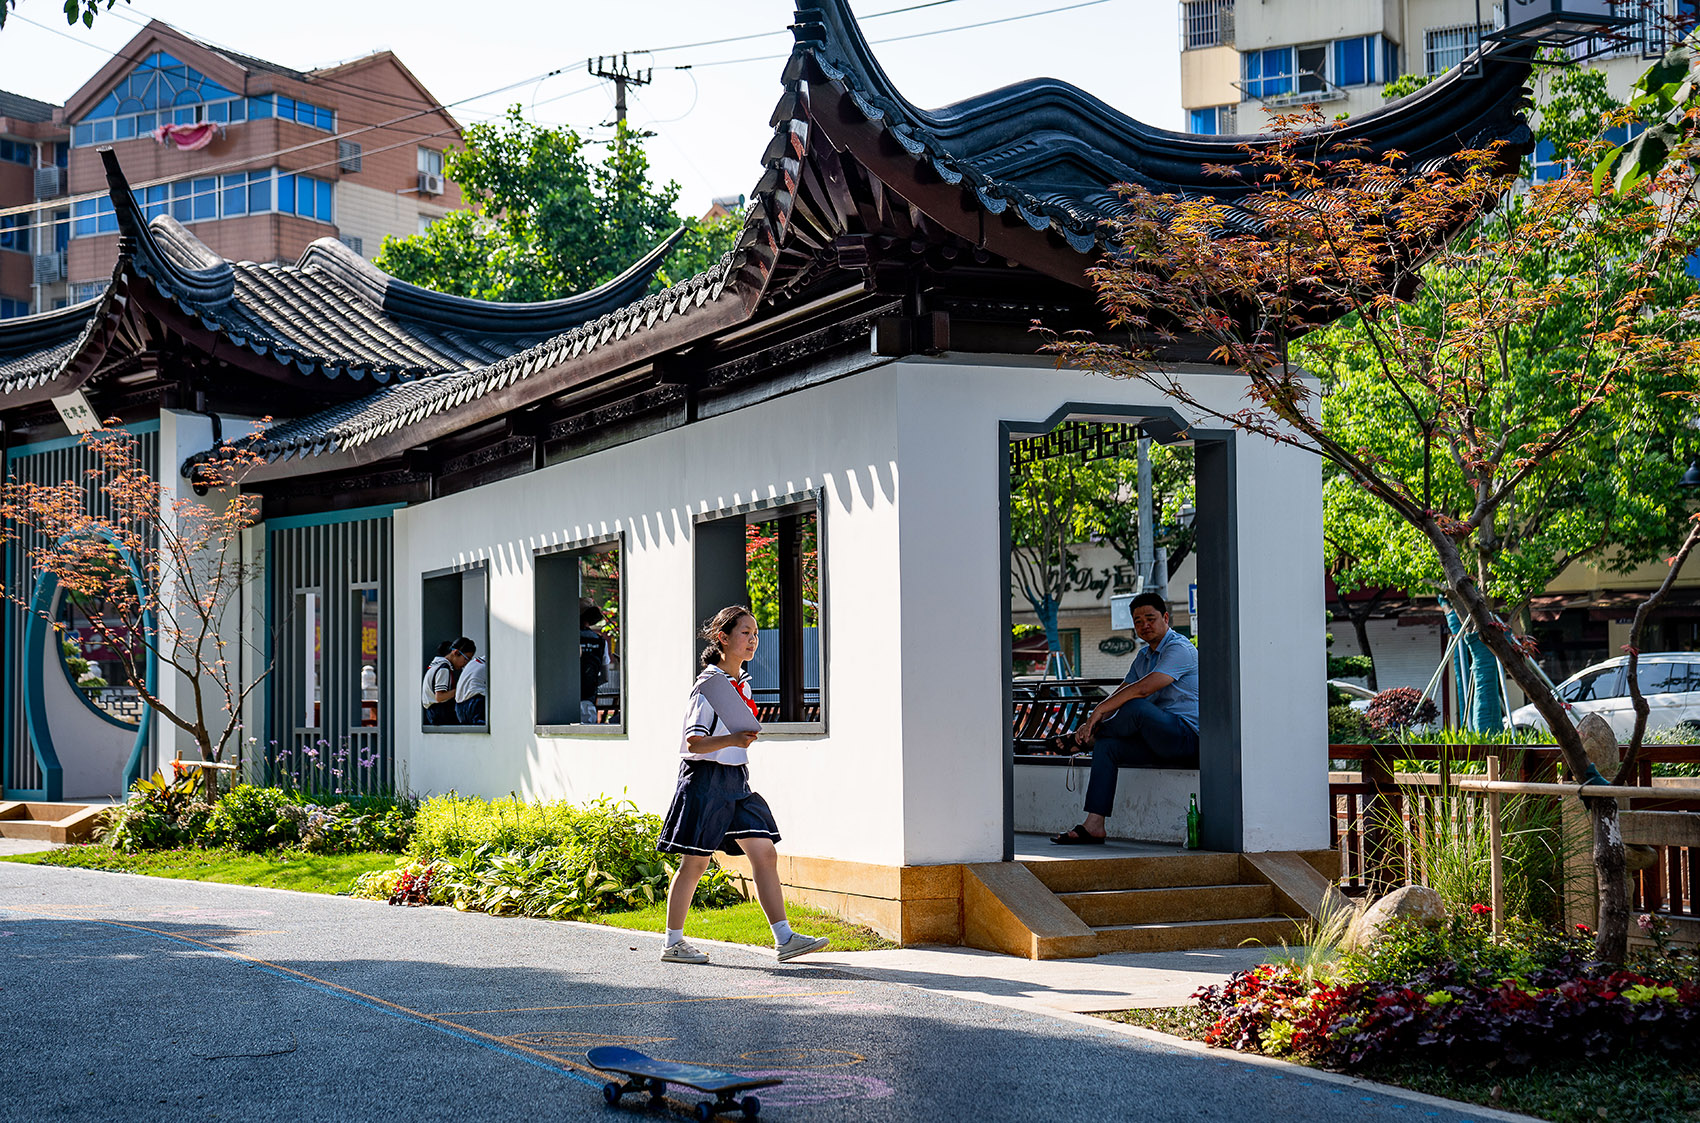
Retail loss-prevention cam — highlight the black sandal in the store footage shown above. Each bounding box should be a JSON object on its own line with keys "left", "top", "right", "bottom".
{"left": 1041, "top": 732, "right": 1085, "bottom": 754}
{"left": 1050, "top": 824, "right": 1105, "bottom": 845}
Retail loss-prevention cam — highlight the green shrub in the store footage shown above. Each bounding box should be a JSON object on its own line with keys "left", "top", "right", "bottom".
{"left": 100, "top": 769, "right": 214, "bottom": 852}
{"left": 285, "top": 801, "right": 412, "bottom": 854}
{"left": 372, "top": 793, "right": 745, "bottom": 917}
{"left": 1338, "top": 913, "right": 1593, "bottom": 987}
{"left": 205, "top": 784, "right": 300, "bottom": 851}
{"left": 1328, "top": 704, "right": 1372, "bottom": 744}
{"left": 410, "top": 792, "right": 585, "bottom": 859}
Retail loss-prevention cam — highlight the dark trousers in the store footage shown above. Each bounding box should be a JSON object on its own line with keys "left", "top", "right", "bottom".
{"left": 1083, "top": 698, "right": 1200, "bottom": 817}
{"left": 456, "top": 693, "right": 486, "bottom": 725}
{"left": 425, "top": 700, "right": 457, "bottom": 726}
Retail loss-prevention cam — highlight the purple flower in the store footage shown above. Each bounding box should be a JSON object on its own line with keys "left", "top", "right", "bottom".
{"left": 1638, "top": 914, "right": 1656, "bottom": 931}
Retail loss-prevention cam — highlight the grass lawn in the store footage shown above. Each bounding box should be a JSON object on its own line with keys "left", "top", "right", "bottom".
{"left": 2, "top": 845, "right": 400, "bottom": 895}
{"left": 1101, "top": 1006, "right": 1700, "bottom": 1123}
{"left": 5, "top": 846, "right": 897, "bottom": 951}
{"left": 589, "top": 899, "right": 897, "bottom": 952}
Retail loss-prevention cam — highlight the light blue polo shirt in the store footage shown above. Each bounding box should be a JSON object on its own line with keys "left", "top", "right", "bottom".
{"left": 1124, "top": 627, "right": 1200, "bottom": 732}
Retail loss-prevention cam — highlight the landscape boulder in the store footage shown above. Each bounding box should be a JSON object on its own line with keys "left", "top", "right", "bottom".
{"left": 1343, "top": 885, "right": 1445, "bottom": 952}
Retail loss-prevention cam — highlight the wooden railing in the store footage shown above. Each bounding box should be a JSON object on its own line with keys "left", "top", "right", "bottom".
{"left": 1328, "top": 743, "right": 1700, "bottom": 921}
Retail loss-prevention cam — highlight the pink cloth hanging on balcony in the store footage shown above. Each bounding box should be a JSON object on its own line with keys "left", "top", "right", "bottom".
{"left": 151, "top": 123, "right": 219, "bottom": 151}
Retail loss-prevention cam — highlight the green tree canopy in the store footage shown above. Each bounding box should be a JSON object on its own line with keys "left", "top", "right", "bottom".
{"left": 1312, "top": 66, "right": 1697, "bottom": 619}
{"left": 374, "top": 108, "right": 740, "bottom": 301}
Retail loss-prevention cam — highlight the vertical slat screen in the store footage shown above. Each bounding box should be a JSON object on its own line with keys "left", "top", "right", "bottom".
{"left": 265, "top": 513, "right": 393, "bottom": 797}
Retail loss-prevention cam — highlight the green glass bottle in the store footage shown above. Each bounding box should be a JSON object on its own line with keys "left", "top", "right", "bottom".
{"left": 1185, "top": 793, "right": 1200, "bottom": 850}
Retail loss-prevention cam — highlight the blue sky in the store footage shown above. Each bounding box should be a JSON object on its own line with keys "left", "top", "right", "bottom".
{"left": 0, "top": 0, "right": 1182, "bottom": 212}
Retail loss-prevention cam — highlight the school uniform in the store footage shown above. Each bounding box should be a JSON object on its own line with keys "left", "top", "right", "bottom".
{"left": 421, "top": 655, "right": 456, "bottom": 726}
{"left": 658, "top": 666, "right": 782, "bottom": 856}
{"left": 455, "top": 654, "right": 488, "bottom": 725}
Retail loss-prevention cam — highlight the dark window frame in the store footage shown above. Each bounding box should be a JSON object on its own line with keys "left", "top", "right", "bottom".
{"left": 421, "top": 559, "right": 491, "bottom": 735}
{"left": 693, "top": 490, "right": 827, "bottom": 736}
{"left": 533, "top": 531, "right": 626, "bottom": 737}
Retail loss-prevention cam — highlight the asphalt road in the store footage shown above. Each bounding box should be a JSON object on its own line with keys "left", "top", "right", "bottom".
{"left": 0, "top": 863, "right": 1517, "bottom": 1123}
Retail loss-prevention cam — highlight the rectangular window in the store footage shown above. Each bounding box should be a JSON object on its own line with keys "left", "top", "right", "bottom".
{"left": 0, "top": 214, "right": 29, "bottom": 254}
{"left": 1180, "top": 0, "right": 1233, "bottom": 50}
{"left": 1188, "top": 107, "right": 1220, "bottom": 135}
{"left": 1334, "top": 35, "right": 1373, "bottom": 87}
{"left": 1384, "top": 38, "right": 1401, "bottom": 85}
{"left": 299, "top": 590, "right": 322, "bottom": 729}
{"left": 1295, "top": 43, "right": 1327, "bottom": 94}
{"left": 1425, "top": 24, "right": 1484, "bottom": 76}
{"left": 248, "top": 95, "right": 274, "bottom": 120}
{"left": 316, "top": 178, "right": 332, "bottom": 222}
{"left": 0, "top": 298, "right": 28, "bottom": 319}
{"left": 73, "top": 124, "right": 94, "bottom": 147}
{"left": 417, "top": 147, "right": 444, "bottom": 176}
{"left": 421, "top": 561, "right": 490, "bottom": 731}
{"left": 70, "top": 281, "right": 104, "bottom": 303}
{"left": 248, "top": 170, "right": 272, "bottom": 213}
{"left": 1243, "top": 46, "right": 1294, "bottom": 99}
{"left": 695, "top": 496, "right": 825, "bottom": 729}
{"left": 171, "top": 180, "right": 194, "bottom": 223}
{"left": 222, "top": 173, "right": 248, "bottom": 216}
{"left": 0, "top": 139, "right": 31, "bottom": 165}
{"left": 192, "top": 176, "right": 217, "bottom": 221}
{"left": 278, "top": 173, "right": 296, "bottom": 215}
{"left": 276, "top": 95, "right": 296, "bottom": 122}
{"left": 354, "top": 586, "right": 380, "bottom": 728}
{"left": 534, "top": 538, "right": 624, "bottom": 731}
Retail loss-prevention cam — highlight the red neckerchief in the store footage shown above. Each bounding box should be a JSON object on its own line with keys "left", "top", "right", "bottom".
{"left": 732, "top": 675, "right": 760, "bottom": 721}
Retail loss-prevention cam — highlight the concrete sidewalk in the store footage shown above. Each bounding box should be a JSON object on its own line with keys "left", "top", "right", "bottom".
{"left": 784, "top": 944, "right": 1272, "bottom": 1015}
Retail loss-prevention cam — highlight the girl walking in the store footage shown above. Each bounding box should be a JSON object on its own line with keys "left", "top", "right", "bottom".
{"left": 657, "top": 605, "right": 829, "bottom": 964}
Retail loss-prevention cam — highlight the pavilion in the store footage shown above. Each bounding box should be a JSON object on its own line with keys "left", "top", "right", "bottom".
{"left": 0, "top": 1, "right": 1536, "bottom": 952}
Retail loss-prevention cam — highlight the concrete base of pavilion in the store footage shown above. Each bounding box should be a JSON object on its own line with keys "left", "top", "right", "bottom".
{"left": 721, "top": 838, "right": 1347, "bottom": 960}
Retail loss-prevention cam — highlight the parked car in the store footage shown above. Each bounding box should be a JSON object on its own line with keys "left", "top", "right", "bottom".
{"left": 1328, "top": 679, "right": 1377, "bottom": 709}
{"left": 1510, "top": 654, "right": 1700, "bottom": 740}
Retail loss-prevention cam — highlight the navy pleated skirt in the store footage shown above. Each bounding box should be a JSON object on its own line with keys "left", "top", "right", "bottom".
{"left": 658, "top": 759, "right": 781, "bottom": 856}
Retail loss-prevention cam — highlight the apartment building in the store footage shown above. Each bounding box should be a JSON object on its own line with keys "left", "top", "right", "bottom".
{"left": 0, "top": 19, "right": 463, "bottom": 318}
{"left": 1179, "top": 0, "right": 1693, "bottom": 136}
{"left": 0, "top": 92, "right": 69, "bottom": 320}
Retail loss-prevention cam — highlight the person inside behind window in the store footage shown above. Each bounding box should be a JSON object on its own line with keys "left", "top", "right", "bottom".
{"left": 580, "top": 604, "right": 611, "bottom": 724}
{"left": 1050, "top": 591, "right": 1200, "bottom": 845}
{"left": 420, "top": 640, "right": 457, "bottom": 726}
{"left": 450, "top": 636, "right": 487, "bottom": 726}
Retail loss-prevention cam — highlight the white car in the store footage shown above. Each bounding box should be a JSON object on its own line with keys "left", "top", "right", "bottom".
{"left": 1511, "top": 654, "right": 1700, "bottom": 740}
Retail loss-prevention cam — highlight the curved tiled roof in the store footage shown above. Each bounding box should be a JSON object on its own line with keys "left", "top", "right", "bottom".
{"left": 0, "top": 0, "right": 1539, "bottom": 476}
{"left": 789, "top": 0, "right": 1533, "bottom": 252}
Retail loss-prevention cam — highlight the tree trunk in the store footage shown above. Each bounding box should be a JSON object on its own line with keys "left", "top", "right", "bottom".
{"left": 1420, "top": 522, "right": 1629, "bottom": 962}
{"left": 1350, "top": 608, "right": 1379, "bottom": 692}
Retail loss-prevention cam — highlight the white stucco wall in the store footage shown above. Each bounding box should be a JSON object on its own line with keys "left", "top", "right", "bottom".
{"left": 40, "top": 618, "right": 134, "bottom": 799}
{"left": 891, "top": 356, "right": 1327, "bottom": 860}
{"left": 393, "top": 368, "right": 906, "bottom": 866}
{"left": 389, "top": 353, "right": 1328, "bottom": 866}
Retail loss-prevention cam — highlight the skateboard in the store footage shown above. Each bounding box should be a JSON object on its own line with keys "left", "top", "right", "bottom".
{"left": 587, "top": 1045, "right": 782, "bottom": 1120}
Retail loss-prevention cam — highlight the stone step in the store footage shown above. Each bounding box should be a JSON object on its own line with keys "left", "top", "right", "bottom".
{"left": 1020, "top": 850, "right": 1242, "bottom": 894}
{"left": 1059, "top": 883, "right": 1276, "bottom": 927}
{"left": 1092, "top": 915, "right": 1303, "bottom": 955}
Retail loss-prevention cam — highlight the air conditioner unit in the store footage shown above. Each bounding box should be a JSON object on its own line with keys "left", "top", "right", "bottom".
{"left": 32, "top": 251, "right": 65, "bottom": 284}
{"left": 33, "top": 166, "right": 63, "bottom": 200}
{"left": 417, "top": 172, "right": 444, "bottom": 196}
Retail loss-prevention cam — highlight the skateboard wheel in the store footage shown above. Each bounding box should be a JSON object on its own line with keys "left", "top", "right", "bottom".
{"left": 694, "top": 1102, "right": 715, "bottom": 1122}
{"left": 602, "top": 1082, "right": 622, "bottom": 1106}
{"left": 740, "top": 1094, "right": 761, "bottom": 1119}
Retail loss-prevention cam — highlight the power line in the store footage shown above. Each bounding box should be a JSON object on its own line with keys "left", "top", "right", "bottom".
{"left": 688, "top": 0, "right": 1119, "bottom": 68}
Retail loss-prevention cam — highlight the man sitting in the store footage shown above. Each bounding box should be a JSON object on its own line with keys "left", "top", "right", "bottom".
{"left": 1051, "top": 591, "right": 1199, "bottom": 845}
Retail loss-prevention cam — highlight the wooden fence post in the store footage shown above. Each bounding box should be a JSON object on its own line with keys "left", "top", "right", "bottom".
{"left": 1487, "top": 754, "right": 1504, "bottom": 939}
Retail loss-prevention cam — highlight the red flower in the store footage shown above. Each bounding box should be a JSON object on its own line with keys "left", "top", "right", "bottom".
{"left": 1470, "top": 903, "right": 1492, "bottom": 915}
{"left": 1576, "top": 923, "right": 1592, "bottom": 934}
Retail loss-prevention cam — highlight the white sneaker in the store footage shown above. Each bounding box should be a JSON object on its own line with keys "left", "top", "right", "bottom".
{"left": 661, "top": 938, "right": 709, "bottom": 964}
{"left": 775, "top": 933, "right": 830, "bottom": 962}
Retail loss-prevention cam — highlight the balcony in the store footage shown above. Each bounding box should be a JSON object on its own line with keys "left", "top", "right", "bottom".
{"left": 1180, "top": 0, "right": 1234, "bottom": 50}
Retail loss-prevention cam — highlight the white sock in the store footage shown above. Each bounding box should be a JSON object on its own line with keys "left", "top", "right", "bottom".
{"left": 770, "top": 920, "right": 793, "bottom": 944}
{"left": 666, "top": 928, "right": 684, "bottom": 945}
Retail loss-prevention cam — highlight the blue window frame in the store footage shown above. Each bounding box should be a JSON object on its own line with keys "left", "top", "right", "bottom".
{"left": 1334, "top": 36, "right": 1375, "bottom": 87}
{"left": 247, "top": 170, "right": 271, "bottom": 213}
{"left": 248, "top": 95, "right": 274, "bottom": 120}
{"left": 0, "top": 139, "right": 31, "bottom": 165}
{"left": 0, "top": 298, "right": 28, "bottom": 319}
{"left": 277, "top": 173, "right": 296, "bottom": 215}
{"left": 71, "top": 195, "right": 117, "bottom": 237}
{"left": 1383, "top": 39, "right": 1401, "bottom": 85}
{"left": 1244, "top": 47, "right": 1294, "bottom": 99}
{"left": 1188, "top": 108, "right": 1219, "bottom": 134}
{"left": 0, "top": 214, "right": 28, "bottom": 253}
{"left": 71, "top": 50, "right": 243, "bottom": 145}
{"left": 222, "top": 174, "right": 248, "bottom": 216}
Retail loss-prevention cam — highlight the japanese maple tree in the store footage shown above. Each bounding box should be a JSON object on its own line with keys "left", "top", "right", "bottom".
{"left": 1043, "top": 110, "right": 1700, "bottom": 963}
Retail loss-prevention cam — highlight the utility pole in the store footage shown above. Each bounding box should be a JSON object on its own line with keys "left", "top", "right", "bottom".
{"left": 587, "top": 54, "right": 654, "bottom": 128}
